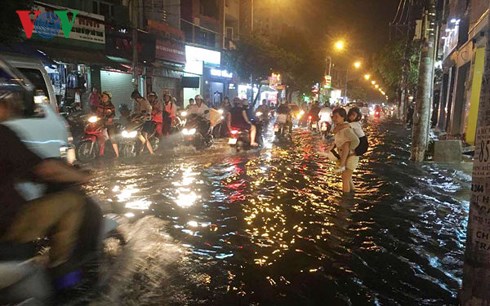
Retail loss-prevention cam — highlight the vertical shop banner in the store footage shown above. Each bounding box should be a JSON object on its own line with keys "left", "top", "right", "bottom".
{"left": 463, "top": 14, "right": 490, "bottom": 303}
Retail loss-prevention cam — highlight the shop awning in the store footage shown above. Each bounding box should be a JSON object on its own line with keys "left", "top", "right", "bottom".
{"left": 34, "top": 45, "right": 112, "bottom": 66}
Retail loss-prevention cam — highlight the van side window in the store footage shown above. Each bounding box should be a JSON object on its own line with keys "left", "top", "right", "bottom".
{"left": 16, "top": 68, "right": 47, "bottom": 118}
{"left": 0, "top": 67, "right": 28, "bottom": 118}
{"left": 17, "top": 68, "right": 49, "bottom": 97}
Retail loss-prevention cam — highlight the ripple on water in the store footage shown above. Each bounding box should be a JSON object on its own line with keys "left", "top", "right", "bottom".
{"left": 83, "top": 119, "right": 467, "bottom": 305}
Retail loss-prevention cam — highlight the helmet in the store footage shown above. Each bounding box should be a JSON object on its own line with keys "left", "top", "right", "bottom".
{"left": 195, "top": 95, "right": 203, "bottom": 100}
{"left": 131, "top": 90, "right": 141, "bottom": 99}
{"left": 102, "top": 91, "right": 112, "bottom": 99}
{"left": 148, "top": 91, "right": 157, "bottom": 97}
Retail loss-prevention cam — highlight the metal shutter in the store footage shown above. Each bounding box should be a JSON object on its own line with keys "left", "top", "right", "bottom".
{"left": 100, "top": 70, "right": 134, "bottom": 116}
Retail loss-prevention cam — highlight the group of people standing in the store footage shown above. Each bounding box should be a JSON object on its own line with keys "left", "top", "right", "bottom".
{"left": 88, "top": 87, "right": 180, "bottom": 157}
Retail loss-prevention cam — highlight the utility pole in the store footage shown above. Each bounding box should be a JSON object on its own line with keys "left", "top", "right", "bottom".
{"left": 410, "top": 0, "right": 435, "bottom": 162}
{"left": 131, "top": 0, "right": 139, "bottom": 89}
{"left": 399, "top": 43, "right": 409, "bottom": 120}
{"left": 461, "top": 13, "right": 490, "bottom": 305}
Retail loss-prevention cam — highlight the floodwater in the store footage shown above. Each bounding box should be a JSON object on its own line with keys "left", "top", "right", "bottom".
{"left": 82, "top": 119, "right": 471, "bottom": 305}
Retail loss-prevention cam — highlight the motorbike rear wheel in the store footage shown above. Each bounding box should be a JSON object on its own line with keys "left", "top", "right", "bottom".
{"left": 77, "top": 140, "right": 97, "bottom": 162}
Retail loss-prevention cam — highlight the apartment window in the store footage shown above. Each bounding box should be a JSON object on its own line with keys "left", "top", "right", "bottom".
{"left": 92, "top": 1, "right": 114, "bottom": 18}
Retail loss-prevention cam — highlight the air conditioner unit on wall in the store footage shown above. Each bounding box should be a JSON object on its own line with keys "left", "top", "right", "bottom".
{"left": 226, "top": 27, "right": 234, "bottom": 40}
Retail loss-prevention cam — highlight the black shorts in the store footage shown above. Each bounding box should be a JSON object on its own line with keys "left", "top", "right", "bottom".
{"left": 142, "top": 121, "right": 156, "bottom": 134}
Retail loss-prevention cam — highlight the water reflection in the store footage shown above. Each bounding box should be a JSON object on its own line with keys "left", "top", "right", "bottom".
{"left": 83, "top": 119, "right": 469, "bottom": 305}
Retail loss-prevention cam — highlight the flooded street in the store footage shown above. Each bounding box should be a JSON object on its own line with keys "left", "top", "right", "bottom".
{"left": 84, "top": 119, "right": 471, "bottom": 305}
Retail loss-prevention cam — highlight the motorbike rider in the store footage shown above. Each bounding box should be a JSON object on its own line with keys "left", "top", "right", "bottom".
{"left": 131, "top": 90, "right": 155, "bottom": 155}
{"left": 230, "top": 97, "right": 259, "bottom": 147}
{"left": 0, "top": 90, "right": 91, "bottom": 272}
{"left": 163, "top": 93, "right": 177, "bottom": 135}
{"left": 308, "top": 101, "right": 321, "bottom": 126}
{"left": 95, "top": 91, "right": 119, "bottom": 158}
{"left": 256, "top": 99, "right": 271, "bottom": 123}
{"left": 188, "top": 95, "right": 212, "bottom": 139}
{"left": 319, "top": 102, "right": 333, "bottom": 131}
{"left": 148, "top": 92, "right": 163, "bottom": 138}
{"left": 276, "top": 100, "right": 293, "bottom": 133}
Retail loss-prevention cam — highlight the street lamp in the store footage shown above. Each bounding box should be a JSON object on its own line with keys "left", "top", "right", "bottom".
{"left": 364, "top": 74, "right": 371, "bottom": 80}
{"left": 371, "top": 80, "right": 376, "bottom": 85}
{"left": 334, "top": 40, "right": 345, "bottom": 51}
{"left": 353, "top": 61, "right": 361, "bottom": 69}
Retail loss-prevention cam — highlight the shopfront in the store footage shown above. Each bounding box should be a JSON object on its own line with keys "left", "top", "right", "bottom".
{"left": 103, "top": 27, "right": 156, "bottom": 112}
{"left": 203, "top": 67, "right": 234, "bottom": 108}
{"left": 151, "top": 38, "right": 185, "bottom": 105}
{"left": 184, "top": 45, "right": 221, "bottom": 107}
{"left": 25, "top": 2, "right": 107, "bottom": 110}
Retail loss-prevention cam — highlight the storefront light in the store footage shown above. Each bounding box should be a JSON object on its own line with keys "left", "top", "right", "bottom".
{"left": 210, "top": 68, "right": 233, "bottom": 78}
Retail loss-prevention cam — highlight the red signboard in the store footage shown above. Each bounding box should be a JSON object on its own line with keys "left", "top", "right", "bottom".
{"left": 155, "top": 39, "right": 186, "bottom": 64}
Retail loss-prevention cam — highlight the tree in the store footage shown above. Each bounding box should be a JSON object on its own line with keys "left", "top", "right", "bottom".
{"left": 228, "top": 30, "right": 324, "bottom": 105}
{"left": 226, "top": 34, "right": 290, "bottom": 105}
{"left": 275, "top": 29, "right": 324, "bottom": 101}
{"left": 0, "top": 0, "right": 34, "bottom": 43}
{"left": 374, "top": 38, "right": 420, "bottom": 111}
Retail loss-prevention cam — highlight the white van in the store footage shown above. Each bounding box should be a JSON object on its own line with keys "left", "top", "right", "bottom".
{"left": 0, "top": 54, "right": 75, "bottom": 199}
{"left": 0, "top": 53, "right": 75, "bottom": 163}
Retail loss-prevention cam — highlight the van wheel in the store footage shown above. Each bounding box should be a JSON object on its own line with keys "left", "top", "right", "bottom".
{"left": 77, "top": 141, "right": 97, "bottom": 162}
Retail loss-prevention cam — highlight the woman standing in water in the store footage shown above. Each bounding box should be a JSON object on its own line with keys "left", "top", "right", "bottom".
{"left": 326, "top": 108, "right": 360, "bottom": 196}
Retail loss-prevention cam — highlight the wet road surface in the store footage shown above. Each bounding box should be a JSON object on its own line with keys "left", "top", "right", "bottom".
{"left": 83, "top": 119, "right": 470, "bottom": 305}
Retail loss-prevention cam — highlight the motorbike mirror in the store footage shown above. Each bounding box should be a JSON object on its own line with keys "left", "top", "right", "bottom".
{"left": 204, "top": 110, "right": 210, "bottom": 114}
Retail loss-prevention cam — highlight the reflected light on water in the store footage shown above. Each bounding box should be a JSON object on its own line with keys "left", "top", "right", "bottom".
{"left": 173, "top": 166, "right": 202, "bottom": 208}
{"left": 125, "top": 199, "right": 152, "bottom": 210}
{"left": 176, "top": 191, "right": 200, "bottom": 208}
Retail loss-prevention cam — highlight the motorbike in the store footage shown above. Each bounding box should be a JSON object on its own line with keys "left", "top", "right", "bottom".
{"left": 274, "top": 113, "right": 292, "bottom": 142}
{"left": 228, "top": 118, "right": 264, "bottom": 152}
{"left": 118, "top": 115, "right": 159, "bottom": 158}
{"left": 181, "top": 111, "right": 213, "bottom": 150}
{"left": 0, "top": 184, "right": 125, "bottom": 305}
{"left": 76, "top": 115, "right": 107, "bottom": 162}
{"left": 308, "top": 115, "right": 319, "bottom": 132}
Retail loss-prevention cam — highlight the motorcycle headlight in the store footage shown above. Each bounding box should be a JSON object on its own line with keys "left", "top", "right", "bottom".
{"left": 218, "top": 109, "right": 224, "bottom": 114}
{"left": 256, "top": 111, "right": 263, "bottom": 117}
{"left": 122, "top": 130, "right": 137, "bottom": 138}
{"left": 183, "top": 128, "right": 196, "bottom": 135}
{"left": 181, "top": 111, "right": 188, "bottom": 117}
{"left": 88, "top": 116, "right": 99, "bottom": 123}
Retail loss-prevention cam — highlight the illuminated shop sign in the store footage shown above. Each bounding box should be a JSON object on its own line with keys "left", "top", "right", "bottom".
{"left": 210, "top": 68, "right": 232, "bottom": 78}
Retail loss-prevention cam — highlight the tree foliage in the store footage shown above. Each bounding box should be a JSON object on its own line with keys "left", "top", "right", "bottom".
{"left": 373, "top": 39, "right": 420, "bottom": 98}
{"left": 227, "top": 30, "right": 324, "bottom": 100}
{"left": 0, "top": 0, "right": 34, "bottom": 43}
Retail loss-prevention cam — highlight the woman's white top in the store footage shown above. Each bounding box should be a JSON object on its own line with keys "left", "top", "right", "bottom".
{"left": 335, "top": 125, "right": 360, "bottom": 154}
{"left": 349, "top": 121, "right": 365, "bottom": 137}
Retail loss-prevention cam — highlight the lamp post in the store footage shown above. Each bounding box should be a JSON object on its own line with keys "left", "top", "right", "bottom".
{"left": 343, "top": 61, "right": 361, "bottom": 103}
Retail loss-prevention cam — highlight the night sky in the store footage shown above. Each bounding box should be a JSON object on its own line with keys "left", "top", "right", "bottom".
{"left": 288, "top": 0, "right": 400, "bottom": 56}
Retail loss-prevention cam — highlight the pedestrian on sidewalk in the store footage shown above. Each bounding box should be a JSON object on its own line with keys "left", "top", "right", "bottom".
{"left": 325, "top": 108, "right": 360, "bottom": 196}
